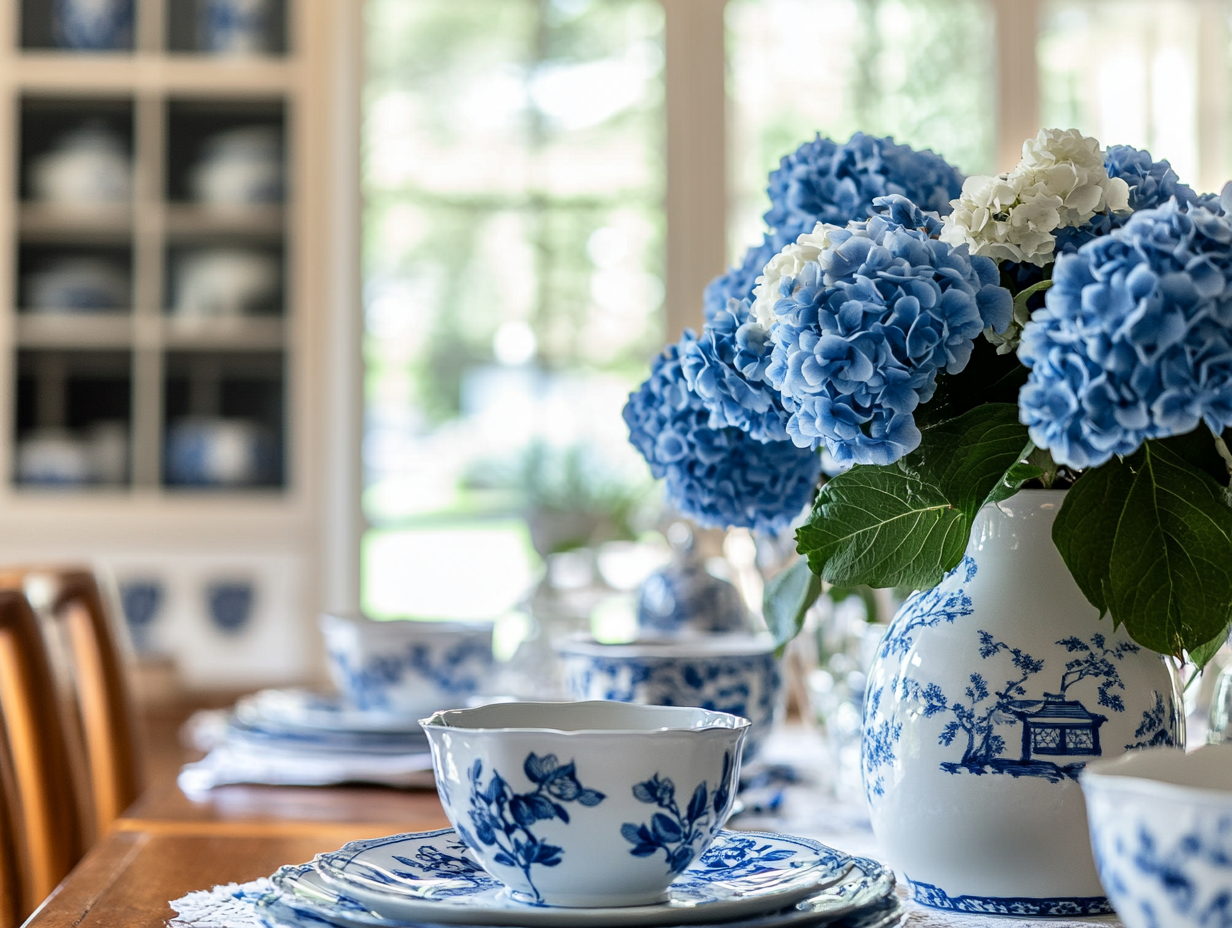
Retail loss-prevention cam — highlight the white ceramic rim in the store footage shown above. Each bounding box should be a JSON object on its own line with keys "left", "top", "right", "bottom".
{"left": 420, "top": 700, "right": 751, "bottom": 736}
{"left": 320, "top": 612, "right": 495, "bottom": 634}
{"left": 553, "top": 633, "right": 774, "bottom": 658}
{"left": 1081, "top": 748, "right": 1232, "bottom": 806}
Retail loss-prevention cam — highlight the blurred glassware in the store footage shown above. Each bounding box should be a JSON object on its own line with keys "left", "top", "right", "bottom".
{"left": 54, "top": 0, "right": 133, "bottom": 50}
{"left": 29, "top": 124, "right": 131, "bottom": 205}
{"left": 87, "top": 420, "right": 128, "bottom": 484}
{"left": 1206, "top": 638, "right": 1232, "bottom": 746}
{"left": 165, "top": 417, "right": 273, "bottom": 487}
{"left": 636, "top": 522, "right": 749, "bottom": 636}
{"left": 200, "top": 0, "right": 271, "bottom": 55}
{"left": 171, "top": 248, "right": 279, "bottom": 317}
{"left": 25, "top": 256, "right": 130, "bottom": 312}
{"left": 189, "top": 126, "right": 283, "bottom": 206}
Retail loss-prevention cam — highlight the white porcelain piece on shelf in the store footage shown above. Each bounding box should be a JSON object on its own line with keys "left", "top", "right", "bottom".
{"left": 416, "top": 702, "right": 747, "bottom": 908}
{"left": 25, "top": 257, "right": 130, "bottom": 311}
{"left": 314, "top": 823, "right": 857, "bottom": 925}
{"left": 319, "top": 613, "right": 494, "bottom": 717}
{"left": 54, "top": 0, "right": 132, "bottom": 50}
{"left": 190, "top": 126, "right": 283, "bottom": 206}
{"left": 15, "top": 430, "right": 93, "bottom": 486}
{"left": 1082, "top": 744, "right": 1232, "bottom": 928}
{"left": 554, "top": 634, "right": 780, "bottom": 759}
{"left": 164, "top": 417, "right": 273, "bottom": 487}
{"left": 862, "top": 489, "right": 1183, "bottom": 917}
{"left": 30, "top": 125, "right": 131, "bottom": 205}
{"left": 268, "top": 848, "right": 896, "bottom": 928}
{"left": 171, "top": 248, "right": 280, "bottom": 317}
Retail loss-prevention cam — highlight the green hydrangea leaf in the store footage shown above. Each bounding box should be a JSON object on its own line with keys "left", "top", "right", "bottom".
{"left": 1053, "top": 440, "right": 1232, "bottom": 657}
{"left": 1188, "top": 629, "right": 1228, "bottom": 672}
{"left": 796, "top": 404, "right": 1032, "bottom": 592}
{"left": 762, "top": 557, "right": 821, "bottom": 654}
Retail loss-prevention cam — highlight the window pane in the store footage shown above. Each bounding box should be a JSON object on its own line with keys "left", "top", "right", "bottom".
{"left": 1039, "top": 0, "right": 1223, "bottom": 193}
{"left": 362, "top": 0, "right": 664, "bottom": 619}
{"left": 726, "top": 0, "right": 995, "bottom": 260}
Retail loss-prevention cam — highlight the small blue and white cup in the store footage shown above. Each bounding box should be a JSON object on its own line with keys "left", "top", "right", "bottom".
{"left": 320, "top": 613, "right": 495, "bottom": 717}
{"left": 554, "top": 633, "right": 781, "bottom": 759}
{"left": 421, "top": 701, "right": 747, "bottom": 907}
{"left": 1081, "top": 744, "right": 1232, "bottom": 928}
{"left": 54, "top": 0, "right": 133, "bottom": 50}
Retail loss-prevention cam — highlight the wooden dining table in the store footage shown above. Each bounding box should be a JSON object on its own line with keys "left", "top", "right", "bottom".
{"left": 23, "top": 706, "right": 452, "bottom": 928}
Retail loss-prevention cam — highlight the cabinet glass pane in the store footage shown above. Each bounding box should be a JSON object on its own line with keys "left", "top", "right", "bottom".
{"left": 725, "top": 0, "right": 994, "bottom": 262}
{"left": 362, "top": 0, "right": 665, "bottom": 619}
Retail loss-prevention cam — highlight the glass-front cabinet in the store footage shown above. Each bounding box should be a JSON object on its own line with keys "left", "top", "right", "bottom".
{"left": 0, "top": 1, "right": 356, "bottom": 690}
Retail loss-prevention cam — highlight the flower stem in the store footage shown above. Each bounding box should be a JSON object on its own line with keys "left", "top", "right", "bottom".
{"left": 1213, "top": 429, "right": 1232, "bottom": 478}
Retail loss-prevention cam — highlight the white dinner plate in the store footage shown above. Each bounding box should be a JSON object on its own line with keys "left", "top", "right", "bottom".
{"left": 312, "top": 828, "right": 861, "bottom": 927}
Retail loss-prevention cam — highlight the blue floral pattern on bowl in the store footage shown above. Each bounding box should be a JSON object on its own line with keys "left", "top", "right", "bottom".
{"left": 623, "top": 751, "right": 733, "bottom": 874}
{"left": 458, "top": 753, "right": 605, "bottom": 904}
{"left": 559, "top": 649, "right": 779, "bottom": 758}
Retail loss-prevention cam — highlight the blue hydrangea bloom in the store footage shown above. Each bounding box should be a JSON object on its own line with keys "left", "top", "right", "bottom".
{"left": 1018, "top": 199, "right": 1232, "bottom": 469}
{"left": 681, "top": 298, "right": 790, "bottom": 442}
{"left": 1055, "top": 145, "right": 1198, "bottom": 256}
{"left": 764, "top": 196, "right": 1013, "bottom": 466}
{"left": 703, "top": 233, "right": 782, "bottom": 320}
{"left": 763, "top": 133, "right": 964, "bottom": 243}
{"left": 624, "top": 336, "right": 821, "bottom": 533}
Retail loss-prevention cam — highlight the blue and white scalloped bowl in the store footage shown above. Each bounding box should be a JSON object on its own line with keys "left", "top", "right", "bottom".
{"left": 1082, "top": 744, "right": 1232, "bottom": 928}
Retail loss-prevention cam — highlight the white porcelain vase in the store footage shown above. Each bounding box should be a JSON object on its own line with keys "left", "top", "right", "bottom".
{"left": 862, "top": 489, "right": 1184, "bottom": 917}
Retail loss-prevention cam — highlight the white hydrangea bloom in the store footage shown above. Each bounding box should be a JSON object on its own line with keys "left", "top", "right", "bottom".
{"left": 939, "top": 172, "right": 1062, "bottom": 266}
{"left": 751, "top": 222, "right": 842, "bottom": 328}
{"left": 1019, "top": 128, "right": 1129, "bottom": 226}
{"left": 940, "top": 128, "right": 1132, "bottom": 269}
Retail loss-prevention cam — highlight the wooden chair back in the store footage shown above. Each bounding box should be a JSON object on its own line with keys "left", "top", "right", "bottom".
{"left": 0, "top": 568, "right": 144, "bottom": 838}
{"left": 0, "top": 590, "right": 83, "bottom": 915}
{"left": 0, "top": 714, "right": 25, "bottom": 928}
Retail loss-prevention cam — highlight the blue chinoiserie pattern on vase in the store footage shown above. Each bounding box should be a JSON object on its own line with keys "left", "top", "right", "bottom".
{"left": 459, "top": 753, "right": 605, "bottom": 904}
{"left": 861, "top": 491, "right": 1183, "bottom": 916}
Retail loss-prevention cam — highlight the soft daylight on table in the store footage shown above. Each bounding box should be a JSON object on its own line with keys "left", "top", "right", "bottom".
{"left": 6, "top": 2, "right": 1232, "bottom": 928}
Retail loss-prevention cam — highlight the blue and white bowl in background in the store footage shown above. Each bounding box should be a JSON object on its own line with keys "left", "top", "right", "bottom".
{"left": 1081, "top": 744, "right": 1232, "bottom": 928}
{"left": 320, "top": 613, "right": 494, "bottom": 717}
{"left": 554, "top": 634, "right": 780, "bottom": 759}
{"left": 420, "top": 701, "right": 747, "bottom": 908}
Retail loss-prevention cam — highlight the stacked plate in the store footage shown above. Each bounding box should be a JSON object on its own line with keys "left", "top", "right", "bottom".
{"left": 253, "top": 826, "right": 904, "bottom": 928}
{"left": 229, "top": 688, "right": 431, "bottom": 755}
{"left": 177, "top": 689, "right": 435, "bottom": 793}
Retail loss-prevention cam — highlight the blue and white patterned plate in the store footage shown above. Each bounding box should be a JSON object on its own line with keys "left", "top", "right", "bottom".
{"left": 236, "top": 689, "right": 427, "bottom": 735}
{"left": 312, "top": 828, "right": 857, "bottom": 926}
{"left": 259, "top": 854, "right": 898, "bottom": 928}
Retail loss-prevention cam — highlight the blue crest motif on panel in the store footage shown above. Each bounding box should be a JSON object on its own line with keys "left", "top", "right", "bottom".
{"left": 458, "top": 753, "right": 605, "bottom": 905}
{"left": 207, "top": 580, "right": 254, "bottom": 635}
{"left": 119, "top": 579, "right": 163, "bottom": 652}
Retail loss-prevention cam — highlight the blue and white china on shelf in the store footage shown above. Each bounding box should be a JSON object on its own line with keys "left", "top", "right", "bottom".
{"left": 554, "top": 634, "right": 781, "bottom": 759}
{"left": 165, "top": 417, "right": 275, "bottom": 487}
{"left": 313, "top": 826, "right": 860, "bottom": 926}
{"left": 1081, "top": 744, "right": 1232, "bottom": 928}
{"left": 54, "top": 0, "right": 133, "bottom": 50}
{"left": 862, "top": 490, "right": 1183, "bottom": 916}
{"left": 320, "top": 613, "right": 495, "bottom": 717}
{"left": 171, "top": 247, "right": 280, "bottom": 317}
{"left": 190, "top": 126, "right": 283, "bottom": 206}
{"left": 418, "top": 702, "right": 747, "bottom": 908}
{"left": 25, "top": 256, "right": 130, "bottom": 312}
{"left": 201, "top": 0, "right": 272, "bottom": 55}
{"left": 29, "top": 124, "right": 131, "bottom": 205}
